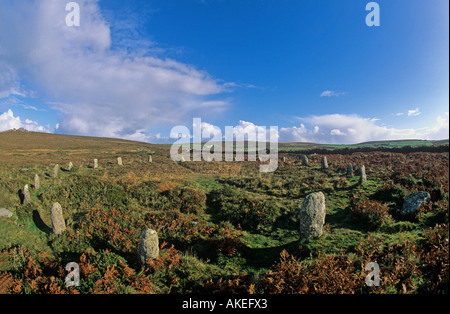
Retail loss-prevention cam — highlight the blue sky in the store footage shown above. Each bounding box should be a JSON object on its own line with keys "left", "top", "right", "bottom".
{"left": 0, "top": 0, "right": 448, "bottom": 143}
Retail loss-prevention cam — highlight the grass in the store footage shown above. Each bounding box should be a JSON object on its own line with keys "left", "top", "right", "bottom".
{"left": 0, "top": 129, "right": 448, "bottom": 294}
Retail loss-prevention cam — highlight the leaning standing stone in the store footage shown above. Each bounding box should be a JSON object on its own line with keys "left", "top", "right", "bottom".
{"left": 401, "top": 191, "right": 431, "bottom": 216}
{"left": 137, "top": 228, "right": 160, "bottom": 266}
{"left": 346, "top": 163, "right": 353, "bottom": 178}
{"left": 321, "top": 156, "right": 328, "bottom": 169}
{"left": 23, "top": 184, "right": 31, "bottom": 205}
{"left": 51, "top": 202, "right": 66, "bottom": 235}
{"left": 34, "top": 174, "right": 40, "bottom": 190}
{"left": 52, "top": 164, "right": 59, "bottom": 178}
{"left": 302, "top": 155, "right": 309, "bottom": 166}
{"left": 299, "top": 192, "right": 326, "bottom": 241}
{"left": 117, "top": 157, "right": 123, "bottom": 166}
{"left": 359, "top": 165, "right": 367, "bottom": 185}
{"left": 93, "top": 159, "right": 98, "bottom": 169}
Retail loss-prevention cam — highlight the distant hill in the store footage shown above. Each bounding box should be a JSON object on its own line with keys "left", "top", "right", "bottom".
{"left": 1, "top": 130, "right": 448, "bottom": 162}
{"left": 0, "top": 130, "right": 165, "bottom": 168}
{"left": 278, "top": 139, "right": 449, "bottom": 151}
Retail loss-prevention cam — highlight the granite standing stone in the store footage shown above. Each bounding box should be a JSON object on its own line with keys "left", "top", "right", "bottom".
{"left": 137, "top": 228, "right": 160, "bottom": 266}
{"left": 23, "top": 184, "right": 31, "bottom": 205}
{"left": 299, "top": 192, "right": 326, "bottom": 241}
{"left": 321, "top": 156, "right": 328, "bottom": 169}
{"left": 68, "top": 162, "right": 73, "bottom": 171}
{"left": 51, "top": 202, "right": 66, "bottom": 235}
{"left": 401, "top": 191, "right": 431, "bottom": 216}
{"left": 93, "top": 159, "right": 98, "bottom": 169}
{"left": 148, "top": 155, "right": 153, "bottom": 163}
{"left": 34, "top": 174, "right": 40, "bottom": 190}
{"left": 302, "top": 155, "right": 309, "bottom": 166}
{"left": 359, "top": 165, "right": 367, "bottom": 185}
{"left": 52, "top": 164, "right": 59, "bottom": 178}
{"left": 117, "top": 157, "right": 123, "bottom": 166}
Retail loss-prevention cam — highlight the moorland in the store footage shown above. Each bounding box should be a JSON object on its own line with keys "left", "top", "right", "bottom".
{"left": 0, "top": 129, "right": 448, "bottom": 294}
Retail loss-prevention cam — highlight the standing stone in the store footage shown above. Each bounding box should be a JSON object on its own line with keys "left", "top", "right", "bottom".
{"left": 359, "top": 165, "right": 367, "bottom": 185}
{"left": 346, "top": 163, "right": 353, "bottom": 178}
{"left": 148, "top": 155, "right": 153, "bottom": 163}
{"left": 321, "top": 156, "right": 328, "bottom": 169}
{"left": 401, "top": 192, "right": 431, "bottom": 216}
{"left": 22, "top": 184, "right": 31, "bottom": 205}
{"left": 93, "top": 159, "right": 98, "bottom": 169}
{"left": 34, "top": 174, "right": 40, "bottom": 190}
{"left": 302, "top": 155, "right": 309, "bottom": 166}
{"left": 117, "top": 157, "right": 123, "bottom": 166}
{"left": 68, "top": 162, "right": 74, "bottom": 171}
{"left": 299, "top": 192, "right": 326, "bottom": 241}
{"left": 52, "top": 164, "right": 59, "bottom": 178}
{"left": 137, "top": 228, "right": 160, "bottom": 266}
{"left": 282, "top": 156, "right": 286, "bottom": 162}
{"left": 51, "top": 202, "right": 66, "bottom": 235}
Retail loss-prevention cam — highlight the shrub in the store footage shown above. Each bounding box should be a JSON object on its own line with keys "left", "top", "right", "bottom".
{"left": 257, "top": 250, "right": 360, "bottom": 294}
{"left": 418, "top": 224, "right": 449, "bottom": 293}
{"left": 162, "top": 187, "right": 206, "bottom": 215}
{"left": 350, "top": 198, "right": 391, "bottom": 230}
{"left": 209, "top": 185, "right": 293, "bottom": 234}
{"left": 372, "top": 184, "right": 407, "bottom": 206}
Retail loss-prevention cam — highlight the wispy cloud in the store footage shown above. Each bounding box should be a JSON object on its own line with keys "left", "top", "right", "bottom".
{"left": 408, "top": 108, "right": 421, "bottom": 116}
{"left": 320, "top": 90, "right": 347, "bottom": 97}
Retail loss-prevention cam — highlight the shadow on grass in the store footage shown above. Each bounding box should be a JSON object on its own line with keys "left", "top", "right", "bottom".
{"left": 32, "top": 210, "right": 52, "bottom": 234}
{"left": 242, "top": 240, "right": 300, "bottom": 269}
{"left": 161, "top": 236, "right": 300, "bottom": 271}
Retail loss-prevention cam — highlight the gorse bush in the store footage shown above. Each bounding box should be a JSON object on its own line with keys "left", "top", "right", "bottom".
{"left": 372, "top": 183, "right": 407, "bottom": 207}
{"left": 41, "top": 175, "right": 129, "bottom": 214}
{"left": 209, "top": 185, "right": 297, "bottom": 234}
{"left": 162, "top": 187, "right": 207, "bottom": 215}
{"left": 350, "top": 197, "right": 391, "bottom": 230}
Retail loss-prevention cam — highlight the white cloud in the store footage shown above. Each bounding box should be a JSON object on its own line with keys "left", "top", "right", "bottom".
{"left": 279, "top": 113, "right": 448, "bottom": 144}
{"left": 0, "top": 0, "right": 232, "bottom": 141}
{"left": 330, "top": 129, "right": 345, "bottom": 136}
{"left": 0, "top": 109, "right": 50, "bottom": 133}
{"left": 408, "top": 108, "right": 421, "bottom": 116}
{"left": 421, "top": 112, "right": 449, "bottom": 140}
{"left": 188, "top": 120, "right": 279, "bottom": 144}
{"left": 232, "top": 120, "right": 279, "bottom": 143}
{"left": 198, "top": 122, "right": 223, "bottom": 138}
{"left": 320, "top": 90, "right": 347, "bottom": 97}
